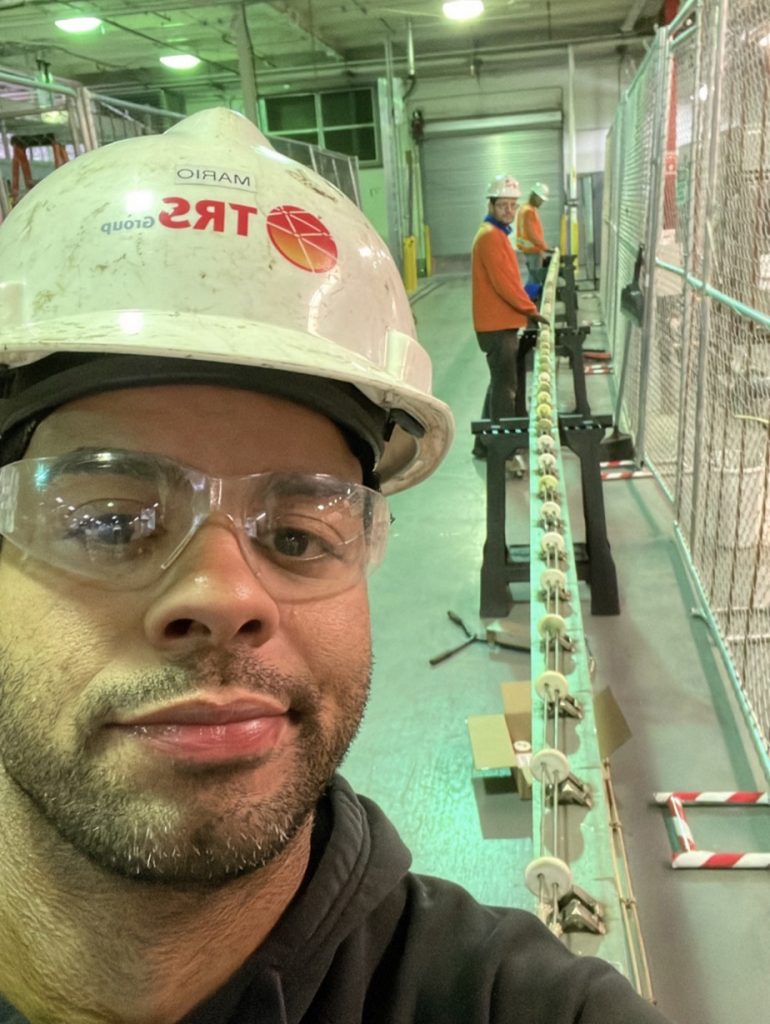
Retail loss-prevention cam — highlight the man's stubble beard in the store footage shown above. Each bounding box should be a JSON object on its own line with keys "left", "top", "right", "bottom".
{"left": 0, "top": 646, "right": 371, "bottom": 887}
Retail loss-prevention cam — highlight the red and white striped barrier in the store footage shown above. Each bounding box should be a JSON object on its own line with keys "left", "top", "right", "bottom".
{"left": 584, "top": 364, "right": 613, "bottom": 375}
{"left": 654, "top": 791, "right": 769, "bottom": 806}
{"left": 655, "top": 790, "right": 769, "bottom": 869}
{"left": 601, "top": 468, "right": 654, "bottom": 481}
{"left": 672, "top": 851, "right": 770, "bottom": 869}
{"left": 667, "top": 795, "right": 697, "bottom": 852}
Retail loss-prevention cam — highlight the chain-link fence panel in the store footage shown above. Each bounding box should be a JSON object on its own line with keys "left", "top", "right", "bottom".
{"left": 605, "top": 43, "right": 662, "bottom": 452}
{"left": 602, "top": 0, "right": 770, "bottom": 767}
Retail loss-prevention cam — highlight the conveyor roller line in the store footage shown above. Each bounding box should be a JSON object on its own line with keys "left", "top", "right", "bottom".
{"left": 525, "top": 250, "right": 642, "bottom": 973}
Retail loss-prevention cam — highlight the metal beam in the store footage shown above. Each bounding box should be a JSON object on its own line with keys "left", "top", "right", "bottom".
{"left": 622, "top": 0, "right": 651, "bottom": 33}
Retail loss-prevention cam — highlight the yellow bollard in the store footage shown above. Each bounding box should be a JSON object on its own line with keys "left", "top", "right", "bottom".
{"left": 403, "top": 235, "right": 418, "bottom": 294}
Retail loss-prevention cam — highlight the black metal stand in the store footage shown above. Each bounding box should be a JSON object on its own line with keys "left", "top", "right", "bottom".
{"left": 473, "top": 414, "right": 620, "bottom": 618}
{"left": 555, "top": 252, "right": 579, "bottom": 328}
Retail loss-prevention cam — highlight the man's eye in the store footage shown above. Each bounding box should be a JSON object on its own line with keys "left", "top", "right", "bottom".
{"left": 68, "top": 513, "right": 142, "bottom": 545}
{"left": 62, "top": 502, "right": 160, "bottom": 549}
{"left": 266, "top": 526, "right": 329, "bottom": 560}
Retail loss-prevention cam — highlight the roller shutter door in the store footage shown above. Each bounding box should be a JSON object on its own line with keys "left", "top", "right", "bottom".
{"left": 421, "top": 113, "right": 563, "bottom": 258}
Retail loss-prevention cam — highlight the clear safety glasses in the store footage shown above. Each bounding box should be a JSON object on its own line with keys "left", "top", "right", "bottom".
{"left": 0, "top": 449, "right": 390, "bottom": 599}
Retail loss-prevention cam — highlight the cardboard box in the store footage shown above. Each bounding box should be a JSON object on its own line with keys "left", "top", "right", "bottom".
{"left": 500, "top": 680, "right": 532, "bottom": 745}
{"left": 466, "top": 714, "right": 516, "bottom": 771}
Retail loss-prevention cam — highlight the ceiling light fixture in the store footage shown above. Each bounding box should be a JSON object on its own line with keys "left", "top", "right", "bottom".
{"left": 442, "top": 1, "right": 484, "bottom": 21}
{"left": 54, "top": 17, "right": 102, "bottom": 33}
{"left": 159, "top": 54, "right": 201, "bottom": 69}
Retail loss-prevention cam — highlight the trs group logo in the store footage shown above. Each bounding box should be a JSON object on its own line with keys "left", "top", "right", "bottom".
{"left": 266, "top": 205, "right": 338, "bottom": 273}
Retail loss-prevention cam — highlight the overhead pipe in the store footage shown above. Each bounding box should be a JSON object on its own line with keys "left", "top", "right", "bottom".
{"left": 0, "top": 30, "right": 652, "bottom": 97}
{"left": 232, "top": 3, "right": 260, "bottom": 127}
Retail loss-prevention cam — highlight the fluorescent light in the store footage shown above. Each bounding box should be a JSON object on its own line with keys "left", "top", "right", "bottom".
{"left": 443, "top": 0, "right": 484, "bottom": 20}
{"left": 55, "top": 17, "right": 102, "bottom": 33}
{"left": 159, "top": 54, "right": 201, "bottom": 69}
{"left": 759, "top": 34, "right": 770, "bottom": 47}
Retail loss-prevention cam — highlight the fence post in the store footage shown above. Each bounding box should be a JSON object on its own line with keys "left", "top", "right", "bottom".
{"left": 635, "top": 31, "right": 670, "bottom": 464}
{"left": 688, "top": 0, "right": 729, "bottom": 551}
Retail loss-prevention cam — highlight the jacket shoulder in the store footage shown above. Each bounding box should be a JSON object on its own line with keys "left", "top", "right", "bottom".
{"left": 369, "top": 874, "right": 672, "bottom": 1024}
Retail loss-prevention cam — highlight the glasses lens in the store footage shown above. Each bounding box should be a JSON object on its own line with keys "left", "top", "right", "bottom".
{"left": 0, "top": 452, "right": 194, "bottom": 586}
{"left": 0, "top": 454, "right": 389, "bottom": 597}
{"left": 241, "top": 473, "right": 389, "bottom": 598}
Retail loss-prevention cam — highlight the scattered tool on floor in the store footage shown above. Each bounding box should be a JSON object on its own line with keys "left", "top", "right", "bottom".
{"left": 429, "top": 610, "right": 530, "bottom": 666}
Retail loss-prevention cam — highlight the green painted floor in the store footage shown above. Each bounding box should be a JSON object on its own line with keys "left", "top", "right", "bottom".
{"left": 341, "top": 275, "right": 769, "bottom": 1024}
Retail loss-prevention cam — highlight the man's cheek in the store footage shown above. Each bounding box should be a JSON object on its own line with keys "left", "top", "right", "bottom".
{"left": 284, "top": 594, "right": 371, "bottom": 663}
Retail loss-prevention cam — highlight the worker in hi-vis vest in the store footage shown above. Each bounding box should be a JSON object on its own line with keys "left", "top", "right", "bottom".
{"left": 515, "top": 182, "right": 552, "bottom": 284}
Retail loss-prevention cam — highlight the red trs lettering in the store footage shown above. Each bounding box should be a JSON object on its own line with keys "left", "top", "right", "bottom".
{"left": 158, "top": 197, "right": 258, "bottom": 237}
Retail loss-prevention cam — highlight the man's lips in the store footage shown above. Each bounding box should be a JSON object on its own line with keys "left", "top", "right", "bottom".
{"left": 112, "top": 697, "right": 290, "bottom": 727}
{"left": 107, "top": 697, "right": 293, "bottom": 763}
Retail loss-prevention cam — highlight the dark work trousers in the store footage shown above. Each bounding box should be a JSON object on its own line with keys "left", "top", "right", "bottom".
{"left": 474, "top": 328, "right": 519, "bottom": 455}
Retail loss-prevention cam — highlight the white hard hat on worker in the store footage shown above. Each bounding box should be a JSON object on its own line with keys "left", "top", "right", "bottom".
{"left": 485, "top": 174, "right": 521, "bottom": 200}
{"left": 0, "top": 108, "right": 453, "bottom": 493}
{"left": 531, "top": 182, "right": 550, "bottom": 201}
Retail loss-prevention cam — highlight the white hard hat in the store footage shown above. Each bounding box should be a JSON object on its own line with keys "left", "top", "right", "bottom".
{"left": 486, "top": 174, "right": 521, "bottom": 200}
{"left": 0, "top": 108, "right": 453, "bottom": 493}
{"left": 532, "top": 182, "right": 550, "bottom": 201}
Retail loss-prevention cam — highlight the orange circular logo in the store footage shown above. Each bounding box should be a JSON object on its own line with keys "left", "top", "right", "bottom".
{"left": 266, "top": 205, "right": 338, "bottom": 273}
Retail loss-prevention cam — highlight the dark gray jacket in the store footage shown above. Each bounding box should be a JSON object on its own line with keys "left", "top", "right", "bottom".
{"left": 1, "top": 775, "right": 673, "bottom": 1024}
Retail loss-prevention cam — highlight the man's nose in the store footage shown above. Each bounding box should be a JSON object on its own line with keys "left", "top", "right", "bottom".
{"left": 144, "top": 519, "right": 279, "bottom": 652}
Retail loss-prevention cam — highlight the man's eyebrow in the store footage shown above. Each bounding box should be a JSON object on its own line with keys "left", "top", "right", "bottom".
{"left": 43, "top": 448, "right": 161, "bottom": 479}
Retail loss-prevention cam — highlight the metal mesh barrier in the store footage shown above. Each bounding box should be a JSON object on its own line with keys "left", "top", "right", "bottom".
{"left": 601, "top": 0, "right": 770, "bottom": 774}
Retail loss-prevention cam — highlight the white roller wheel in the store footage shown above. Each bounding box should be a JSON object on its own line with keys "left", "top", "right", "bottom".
{"left": 537, "top": 453, "right": 557, "bottom": 474}
{"left": 530, "top": 746, "right": 571, "bottom": 782}
{"left": 537, "top": 474, "right": 559, "bottom": 496}
{"left": 538, "top": 372, "right": 551, "bottom": 386}
{"left": 525, "top": 856, "right": 572, "bottom": 899}
{"left": 539, "top": 566, "right": 566, "bottom": 592}
{"left": 539, "top": 499, "right": 562, "bottom": 523}
{"left": 535, "top": 669, "right": 571, "bottom": 701}
{"left": 536, "top": 389, "right": 551, "bottom": 406}
{"left": 537, "top": 612, "right": 567, "bottom": 637}
{"left": 539, "top": 533, "right": 565, "bottom": 556}
{"left": 537, "top": 435, "right": 556, "bottom": 453}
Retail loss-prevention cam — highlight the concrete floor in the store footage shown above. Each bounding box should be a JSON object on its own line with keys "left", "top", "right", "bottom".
{"left": 342, "top": 275, "right": 769, "bottom": 1024}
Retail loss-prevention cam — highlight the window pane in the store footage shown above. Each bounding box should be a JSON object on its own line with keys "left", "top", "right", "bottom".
{"left": 321, "top": 90, "right": 373, "bottom": 127}
{"left": 265, "top": 94, "right": 316, "bottom": 132}
{"left": 276, "top": 130, "right": 320, "bottom": 149}
{"left": 324, "top": 127, "right": 376, "bottom": 162}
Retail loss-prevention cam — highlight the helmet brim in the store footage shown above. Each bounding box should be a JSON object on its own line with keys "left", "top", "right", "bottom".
{"left": 0, "top": 310, "right": 454, "bottom": 494}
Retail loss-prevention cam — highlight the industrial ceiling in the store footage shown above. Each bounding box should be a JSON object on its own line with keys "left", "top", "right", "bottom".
{"left": 0, "top": 1, "right": 663, "bottom": 100}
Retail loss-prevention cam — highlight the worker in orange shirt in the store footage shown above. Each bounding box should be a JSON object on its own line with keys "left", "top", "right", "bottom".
{"left": 516, "top": 182, "right": 552, "bottom": 284}
{"left": 471, "top": 174, "right": 548, "bottom": 460}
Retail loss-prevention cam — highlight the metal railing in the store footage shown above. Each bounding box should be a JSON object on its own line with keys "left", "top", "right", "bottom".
{"left": 1, "top": 67, "right": 362, "bottom": 219}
